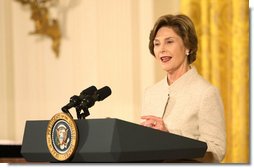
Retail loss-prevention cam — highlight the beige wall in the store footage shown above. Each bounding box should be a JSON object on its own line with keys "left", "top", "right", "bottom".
{"left": 0, "top": 0, "right": 179, "bottom": 143}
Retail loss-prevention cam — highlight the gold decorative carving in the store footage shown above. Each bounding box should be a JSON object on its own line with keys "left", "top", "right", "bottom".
{"left": 15, "top": 0, "right": 61, "bottom": 57}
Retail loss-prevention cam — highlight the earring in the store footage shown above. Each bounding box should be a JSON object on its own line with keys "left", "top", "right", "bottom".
{"left": 186, "top": 50, "right": 189, "bottom": 56}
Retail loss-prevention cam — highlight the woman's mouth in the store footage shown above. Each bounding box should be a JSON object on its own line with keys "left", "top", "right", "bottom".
{"left": 160, "top": 56, "right": 172, "bottom": 63}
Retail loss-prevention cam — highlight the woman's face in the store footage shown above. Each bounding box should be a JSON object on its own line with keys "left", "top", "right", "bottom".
{"left": 153, "top": 26, "right": 189, "bottom": 74}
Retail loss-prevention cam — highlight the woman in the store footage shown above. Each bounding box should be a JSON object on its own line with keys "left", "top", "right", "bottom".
{"left": 140, "top": 14, "right": 226, "bottom": 162}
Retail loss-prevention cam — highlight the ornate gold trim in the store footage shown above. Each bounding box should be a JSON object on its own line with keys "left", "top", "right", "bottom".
{"left": 15, "top": 0, "right": 61, "bottom": 57}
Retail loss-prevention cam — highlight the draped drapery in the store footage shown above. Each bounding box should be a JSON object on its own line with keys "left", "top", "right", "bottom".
{"left": 181, "top": 0, "right": 249, "bottom": 163}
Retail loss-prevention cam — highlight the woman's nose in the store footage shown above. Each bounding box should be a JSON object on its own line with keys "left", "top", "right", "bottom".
{"left": 160, "top": 43, "right": 166, "bottom": 53}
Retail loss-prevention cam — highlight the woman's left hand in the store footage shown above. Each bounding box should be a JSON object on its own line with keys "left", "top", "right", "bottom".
{"left": 140, "top": 115, "right": 168, "bottom": 132}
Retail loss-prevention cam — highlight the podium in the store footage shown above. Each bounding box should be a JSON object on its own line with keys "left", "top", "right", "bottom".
{"left": 21, "top": 118, "right": 207, "bottom": 162}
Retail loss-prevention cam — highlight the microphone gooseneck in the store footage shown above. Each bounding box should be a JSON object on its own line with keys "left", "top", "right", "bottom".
{"left": 61, "top": 85, "right": 112, "bottom": 119}
{"left": 61, "top": 86, "right": 97, "bottom": 113}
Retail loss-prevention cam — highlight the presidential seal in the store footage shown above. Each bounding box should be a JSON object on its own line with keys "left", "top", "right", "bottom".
{"left": 46, "top": 112, "right": 78, "bottom": 161}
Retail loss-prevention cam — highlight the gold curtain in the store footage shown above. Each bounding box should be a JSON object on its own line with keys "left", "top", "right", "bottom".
{"left": 180, "top": 0, "right": 249, "bottom": 163}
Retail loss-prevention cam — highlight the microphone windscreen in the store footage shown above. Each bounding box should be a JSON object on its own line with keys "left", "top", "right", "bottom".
{"left": 80, "top": 86, "right": 97, "bottom": 99}
{"left": 96, "top": 86, "right": 112, "bottom": 101}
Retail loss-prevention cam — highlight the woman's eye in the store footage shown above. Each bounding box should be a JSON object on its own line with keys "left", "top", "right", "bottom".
{"left": 167, "top": 40, "right": 173, "bottom": 44}
{"left": 154, "top": 43, "right": 160, "bottom": 46}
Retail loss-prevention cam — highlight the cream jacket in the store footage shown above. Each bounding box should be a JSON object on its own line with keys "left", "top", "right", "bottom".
{"left": 141, "top": 67, "right": 226, "bottom": 162}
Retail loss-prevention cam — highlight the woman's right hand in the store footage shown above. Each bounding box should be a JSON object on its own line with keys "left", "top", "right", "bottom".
{"left": 140, "top": 115, "right": 168, "bottom": 132}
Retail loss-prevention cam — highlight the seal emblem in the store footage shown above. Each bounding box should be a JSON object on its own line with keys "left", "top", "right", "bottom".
{"left": 46, "top": 113, "right": 78, "bottom": 161}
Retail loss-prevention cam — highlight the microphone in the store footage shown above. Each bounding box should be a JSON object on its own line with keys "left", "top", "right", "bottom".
{"left": 61, "top": 86, "right": 97, "bottom": 113}
{"left": 79, "top": 86, "right": 97, "bottom": 99}
{"left": 94, "top": 86, "right": 112, "bottom": 101}
{"left": 79, "top": 86, "right": 112, "bottom": 109}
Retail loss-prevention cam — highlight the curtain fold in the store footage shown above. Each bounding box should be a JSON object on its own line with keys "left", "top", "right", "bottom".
{"left": 181, "top": 0, "right": 249, "bottom": 163}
